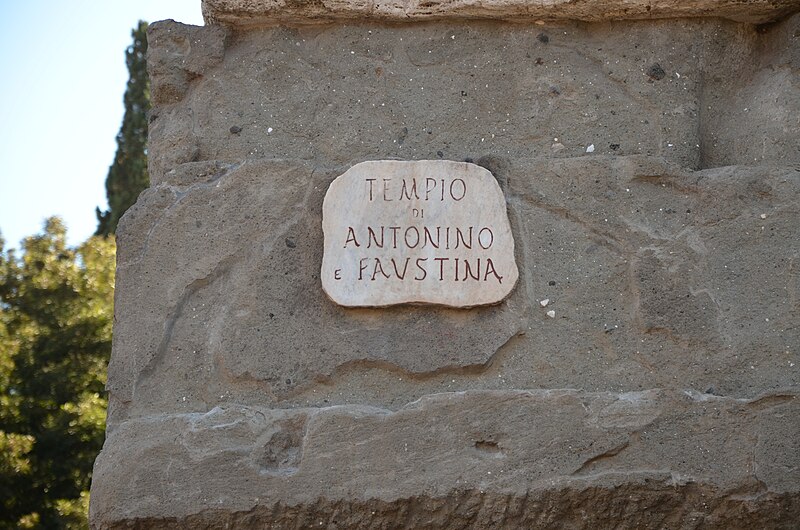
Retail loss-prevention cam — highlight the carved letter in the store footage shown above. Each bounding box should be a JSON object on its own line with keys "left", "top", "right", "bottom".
{"left": 434, "top": 257, "right": 449, "bottom": 281}
{"left": 405, "top": 226, "right": 420, "bottom": 248}
{"left": 388, "top": 226, "right": 401, "bottom": 248}
{"left": 463, "top": 259, "right": 480, "bottom": 281}
{"left": 478, "top": 227, "right": 494, "bottom": 249}
{"left": 344, "top": 227, "right": 360, "bottom": 248}
{"left": 425, "top": 178, "right": 436, "bottom": 200}
{"left": 400, "top": 178, "right": 419, "bottom": 200}
{"left": 450, "top": 178, "right": 466, "bottom": 201}
{"left": 382, "top": 179, "right": 392, "bottom": 201}
{"left": 391, "top": 258, "right": 410, "bottom": 280}
{"left": 455, "top": 227, "right": 473, "bottom": 249}
{"left": 484, "top": 258, "right": 503, "bottom": 284}
{"left": 415, "top": 258, "right": 428, "bottom": 280}
{"left": 367, "top": 226, "right": 384, "bottom": 248}
{"left": 371, "top": 258, "right": 391, "bottom": 281}
{"left": 423, "top": 226, "right": 440, "bottom": 249}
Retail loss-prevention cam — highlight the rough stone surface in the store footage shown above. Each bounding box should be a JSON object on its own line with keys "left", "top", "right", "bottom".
{"left": 91, "top": 10, "right": 800, "bottom": 529}
{"left": 93, "top": 390, "right": 800, "bottom": 528}
{"left": 202, "top": 0, "right": 800, "bottom": 26}
{"left": 321, "top": 160, "right": 519, "bottom": 307}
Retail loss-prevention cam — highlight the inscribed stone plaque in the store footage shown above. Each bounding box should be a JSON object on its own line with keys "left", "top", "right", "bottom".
{"left": 321, "top": 160, "right": 518, "bottom": 307}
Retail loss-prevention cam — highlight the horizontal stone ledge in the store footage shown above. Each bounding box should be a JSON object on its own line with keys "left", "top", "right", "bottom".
{"left": 92, "top": 480, "right": 800, "bottom": 529}
{"left": 90, "top": 388, "right": 799, "bottom": 527}
{"left": 201, "top": 0, "right": 800, "bottom": 26}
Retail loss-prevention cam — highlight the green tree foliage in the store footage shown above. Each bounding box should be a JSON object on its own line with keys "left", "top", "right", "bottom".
{"left": 96, "top": 20, "right": 150, "bottom": 237}
{"left": 0, "top": 218, "right": 115, "bottom": 528}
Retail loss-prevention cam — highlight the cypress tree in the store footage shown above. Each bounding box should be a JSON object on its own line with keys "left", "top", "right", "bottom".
{"left": 96, "top": 21, "right": 150, "bottom": 237}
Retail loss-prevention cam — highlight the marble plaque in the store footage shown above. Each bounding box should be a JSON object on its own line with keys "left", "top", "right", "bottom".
{"left": 321, "top": 160, "right": 518, "bottom": 307}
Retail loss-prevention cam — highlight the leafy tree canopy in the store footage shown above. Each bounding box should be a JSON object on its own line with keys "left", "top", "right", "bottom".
{"left": 0, "top": 218, "right": 115, "bottom": 528}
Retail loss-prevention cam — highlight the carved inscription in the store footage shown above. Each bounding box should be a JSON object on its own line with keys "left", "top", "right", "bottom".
{"left": 321, "top": 160, "right": 518, "bottom": 307}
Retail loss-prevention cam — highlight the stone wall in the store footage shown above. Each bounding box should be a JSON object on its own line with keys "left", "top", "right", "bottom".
{"left": 90, "top": 1, "right": 800, "bottom": 527}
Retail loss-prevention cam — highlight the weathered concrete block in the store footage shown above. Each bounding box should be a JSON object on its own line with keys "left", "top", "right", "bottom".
{"left": 90, "top": 3, "right": 800, "bottom": 528}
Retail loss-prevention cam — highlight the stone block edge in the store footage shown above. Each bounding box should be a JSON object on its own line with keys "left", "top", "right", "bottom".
{"left": 201, "top": 0, "right": 800, "bottom": 27}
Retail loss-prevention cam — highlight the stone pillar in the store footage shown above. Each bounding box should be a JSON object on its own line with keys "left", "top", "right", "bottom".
{"left": 90, "top": 1, "right": 800, "bottom": 527}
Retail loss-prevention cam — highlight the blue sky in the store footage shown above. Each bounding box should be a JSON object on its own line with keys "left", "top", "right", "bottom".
{"left": 0, "top": 0, "right": 203, "bottom": 250}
